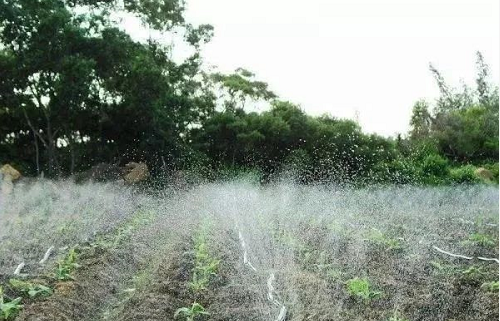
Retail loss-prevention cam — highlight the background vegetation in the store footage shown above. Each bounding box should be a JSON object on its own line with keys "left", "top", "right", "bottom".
{"left": 0, "top": 0, "right": 498, "bottom": 184}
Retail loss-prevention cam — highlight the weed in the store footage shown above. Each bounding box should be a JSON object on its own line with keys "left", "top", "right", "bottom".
{"left": 325, "top": 268, "right": 344, "bottom": 282}
{"left": 112, "top": 212, "right": 154, "bottom": 247}
{"left": 464, "top": 233, "right": 496, "bottom": 247}
{"left": 345, "top": 277, "right": 382, "bottom": 302}
{"left": 56, "top": 248, "right": 80, "bottom": 281}
{"left": 0, "top": 286, "right": 23, "bottom": 320}
{"left": 174, "top": 302, "right": 209, "bottom": 321}
{"left": 387, "top": 314, "right": 410, "bottom": 321}
{"left": 366, "top": 229, "right": 403, "bottom": 251}
{"left": 460, "top": 265, "right": 487, "bottom": 280}
{"left": 8, "top": 279, "right": 52, "bottom": 298}
{"left": 481, "top": 281, "right": 499, "bottom": 293}
{"left": 429, "top": 261, "right": 458, "bottom": 275}
{"left": 386, "top": 310, "right": 410, "bottom": 321}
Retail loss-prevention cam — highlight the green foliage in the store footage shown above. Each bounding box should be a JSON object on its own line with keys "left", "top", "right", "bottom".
{"left": 387, "top": 311, "right": 410, "bottom": 321}
{"left": 189, "top": 224, "right": 219, "bottom": 292}
{"left": 345, "top": 277, "right": 381, "bottom": 302}
{"left": 410, "top": 100, "right": 432, "bottom": 141}
{"left": 111, "top": 212, "right": 155, "bottom": 248}
{"left": 8, "top": 279, "right": 52, "bottom": 298}
{"left": 56, "top": 248, "right": 80, "bottom": 281}
{"left": 211, "top": 68, "right": 276, "bottom": 110}
{"left": 429, "top": 260, "right": 457, "bottom": 275}
{"left": 433, "top": 106, "right": 499, "bottom": 162}
{"left": 464, "top": 233, "right": 496, "bottom": 248}
{"left": 0, "top": 0, "right": 214, "bottom": 176}
{"left": 481, "top": 281, "right": 499, "bottom": 293}
{"left": 449, "top": 165, "right": 480, "bottom": 184}
{"left": 0, "top": 0, "right": 497, "bottom": 185}
{"left": 366, "top": 229, "right": 403, "bottom": 251}
{"left": 460, "top": 265, "right": 488, "bottom": 282}
{"left": 420, "top": 154, "right": 449, "bottom": 183}
{"left": 0, "top": 286, "right": 22, "bottom": 320}
{"left": 174, "top": 302, "right": 209, "bottom": 321}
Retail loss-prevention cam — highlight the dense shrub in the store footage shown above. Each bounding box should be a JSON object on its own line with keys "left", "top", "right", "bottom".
{"left": 449, "top": 165, "right": 480, "bottom": 184}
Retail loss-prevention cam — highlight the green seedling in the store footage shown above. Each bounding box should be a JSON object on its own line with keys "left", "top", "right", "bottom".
{"left": 56, "top": 248, "right": 80, "bottom": 280}
{"left": 464, "top": 233, "right": 496, "bottom": 247}
{"left": 189, "top": 224, "right": 219, "bottom": 293}
{"left": 0, "top": 286, "right": 23, "bottom": 320}
{"left": 366, "top": 229, "right": 402, "bottom": 251}
{"left": 90, "top": 211, "right": 155, "bottom": 249}
{"left": 8, "top": 279, "right": 52, "bottom": 298}
{"left": 481, "top": 281, "right": 499, "bottom": 293}
{"left": 386, "top": 310, "right": 410, "bottom": 321}
{"left": 345, "top": 277, "right": 381, "bottom": 302}
{"left": 429, "top": 260, "right": 458, "bottom": 275}
{"left": 325, "top": 268, "right": 344, "bottom": 282}
{"left": 460, "top": 265, "right": 488, "bottom": 281}
{"left": 174, "top": 302, "right": 209, "bottom": 321}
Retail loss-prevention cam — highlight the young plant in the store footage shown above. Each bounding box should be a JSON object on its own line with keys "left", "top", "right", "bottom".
{"left": 345, "top": 277, "right": 381, "bottom": 302}
{"left": 464, "top": 233, "right": 496, "bottom": 247}
{"left": 8, "top": 279, "right": 52, "bottom": 298}
{"left": 386, "top": 311, "right": 410, "bottom": 321}
{"left": 0, "top": 286, "right": 23, "bottom": 320}
{"left": 460, "top": 265, "right": 487, "bottom": 280}
{"left": 174, "top": 302, "right": 209, "bottom": 321}
{"left": 189, "top": 225, "right": 219, "bottom": 292}
{"left": 429, "top": 260, "right": 458, "bottom": 275}
{"left": 481, "top": 281, "right": 499, "bottom": 293}
{"left": 56, "top": 248, "right": 80, "bottom": 281}
{"left": 366, "top": 229, "right": 403, "bottom": 251}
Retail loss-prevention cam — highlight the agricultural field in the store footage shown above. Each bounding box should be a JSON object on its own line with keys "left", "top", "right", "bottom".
{"left": 0, "top": 180, "right": 498, "bottom": 321}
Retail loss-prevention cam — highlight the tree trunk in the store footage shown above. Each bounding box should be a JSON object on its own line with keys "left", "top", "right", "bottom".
{"left": 34, "top": 133, "right": 40, "bottom": 176}
{"left": 68, "top": 133, "right": 76, "bottom": 175}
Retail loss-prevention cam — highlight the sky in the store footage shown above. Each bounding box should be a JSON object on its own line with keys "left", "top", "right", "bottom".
{"left": 123, "top": 0, "right": 500, "bottom": 137}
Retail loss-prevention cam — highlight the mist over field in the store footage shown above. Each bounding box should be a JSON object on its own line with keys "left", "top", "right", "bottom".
{"left": 0, "top": 180, "right": 498, "bottom": 320}
{"left": 0, "top": 0, "right": 499, "bottom": 320}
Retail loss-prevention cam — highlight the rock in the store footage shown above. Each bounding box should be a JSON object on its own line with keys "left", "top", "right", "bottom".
{"left": 0, "top": 164, "right": 21, "bottom": 196}
{"left": 474, "top": 167, "right": 494, "bottom": 181}
{"left": 122, "top": 162, "right": 150, "bottom": 184}
{"left": 0, "top": 164, "right": 21, "bottom": 181}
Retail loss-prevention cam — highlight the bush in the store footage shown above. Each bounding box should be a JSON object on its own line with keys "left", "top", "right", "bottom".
{"left": 419, "top": 154, "right": 450, "bottom": 184}
{"left": 421, "top": 154, "right": 449, "bottom": 177}
{"left": 371, "top": 159, "right": 419, "bottom": 184}
{"left": 449, "top": 165, "right": 480, "bottom": 184}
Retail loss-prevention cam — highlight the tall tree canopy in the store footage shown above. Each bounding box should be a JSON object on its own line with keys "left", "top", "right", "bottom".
{"left": 0, "top": 0, "right": 214, "bottom": 175}
{"left": 409, "top": 52, "right": 499, "bottom": 163}
{"left": 0, "top": 1, "right": 497, "bottom": 185}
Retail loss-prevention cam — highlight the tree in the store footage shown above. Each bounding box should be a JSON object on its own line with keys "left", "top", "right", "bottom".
{"left": 0, "top": 0, "right": 214, "bottom": 176}
{"left": 210, "top": 68, "right": 276, "bottom": 111}
{"left": 409, "top": 100, "right": 432, "bottom": 141}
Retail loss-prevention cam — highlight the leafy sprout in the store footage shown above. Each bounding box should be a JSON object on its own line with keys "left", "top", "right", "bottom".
{"left": 0, "top": 286, "right": 23, "bottom": 320}
{"left": 174, "top": 302, "right": 209, "bottom": 321}
{"left": 345, "top": 277, "right": 382, "bottom": 302}
{"left": 56, "top": 248, "right": 80, "bottom": 281}
{"left": 8, "top": 279, "right": 52, "bottom": 299}
{"left": 464, "top": 233, "right": 496, "bottom": 247}
{"left": 481, "top": 281, "right": 499, "bottom": 293}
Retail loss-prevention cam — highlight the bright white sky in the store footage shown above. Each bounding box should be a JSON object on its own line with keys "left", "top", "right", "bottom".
{"left": 123, "top": 0, "right": 500, "bottom": 137}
